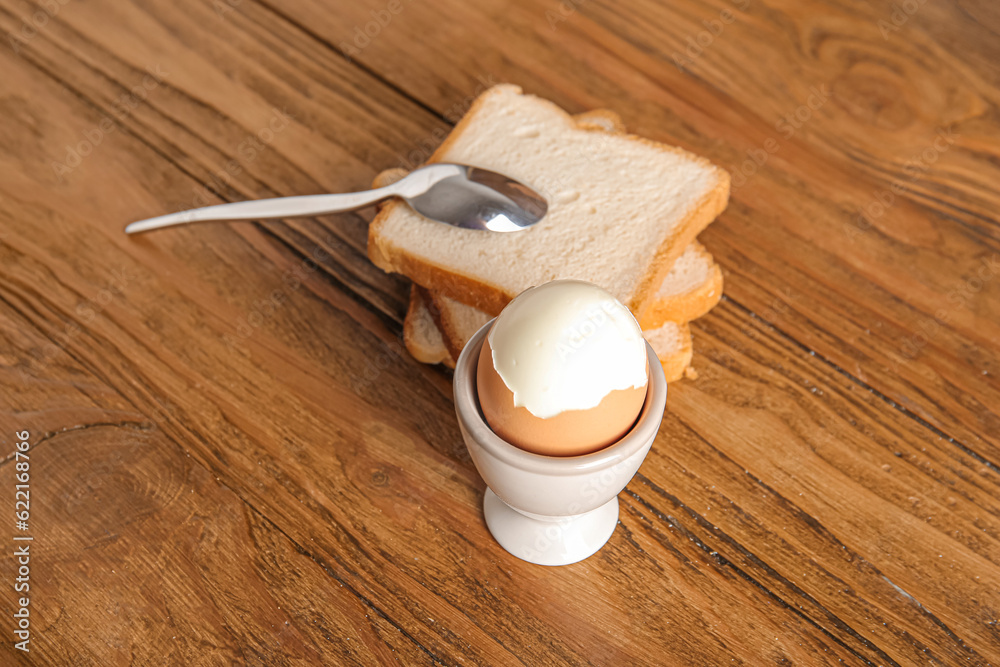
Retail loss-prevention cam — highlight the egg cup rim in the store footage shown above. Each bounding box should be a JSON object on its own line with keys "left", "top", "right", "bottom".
{"left": 454, "top": 319, "right": 667, "bottom": 476}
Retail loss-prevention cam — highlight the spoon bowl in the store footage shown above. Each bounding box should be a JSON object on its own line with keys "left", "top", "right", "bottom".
{"left": 124, "top": 163, "right": 547, "bottom": 234}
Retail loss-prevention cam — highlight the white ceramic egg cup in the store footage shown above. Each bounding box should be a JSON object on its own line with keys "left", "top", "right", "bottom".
{"left": 454, "top": 321, "right": 667, "bottom": 566}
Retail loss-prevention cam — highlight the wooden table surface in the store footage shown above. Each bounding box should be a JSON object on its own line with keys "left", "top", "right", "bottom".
{"left": 1, "top": 0, "right": 999, "bottom": 664}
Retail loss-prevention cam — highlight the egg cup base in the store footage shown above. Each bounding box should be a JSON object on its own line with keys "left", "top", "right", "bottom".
{"left": 484, "top": 488, "right": 619, "bottom": 566}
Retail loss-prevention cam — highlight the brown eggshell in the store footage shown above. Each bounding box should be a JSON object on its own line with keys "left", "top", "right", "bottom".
{"left": 476, "top": 337, "right": 648, "bottom": 457}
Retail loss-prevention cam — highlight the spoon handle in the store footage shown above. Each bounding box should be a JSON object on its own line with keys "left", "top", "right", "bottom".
{"left": 124, "top": 186, "right": 399, "bottom": 234}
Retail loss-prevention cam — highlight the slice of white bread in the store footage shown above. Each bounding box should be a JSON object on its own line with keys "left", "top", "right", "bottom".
{"left": 404, "top": 288, "right": 694, "bottom": 382}
{"left": 375, "top": 111, "right": 723, "bottom": 356}
{"left": 371, "top": 106, "right": 628, "bottom": 193}
{"left": 403, "top": 285, "right": 455, "bottom": 368}
{"left": 571, "top": 108, "right": 627, "bottom": 134}
{"left": 641, "top": 242, "right": 723, "bottom": 326}
{"left": 368, "top": 84, "right": 730, "bottom": 322}
{"left": 643, "top": 322, "right": 693, "bottom": 383}
{"left": 426, "top": 241, "right": 721, "bottom": 358}
{"left": 427, "top": 291, "right": 492, "bottom": 362}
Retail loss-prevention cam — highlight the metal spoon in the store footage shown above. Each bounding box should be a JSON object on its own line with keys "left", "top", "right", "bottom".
{"left": 125, "top": 163, "right": 547, "bottom": 234}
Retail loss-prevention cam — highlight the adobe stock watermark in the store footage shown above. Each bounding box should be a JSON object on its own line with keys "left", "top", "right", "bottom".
{"left": 393, "top": 74, "right": 497, "bottom": 171}
{"left": 671, "top": 0, "right": 751, "bottom": 71}
{"left": 212, "top": 0, "right": 242, "bottom": 18}
{"left": 845, "top": 127, "right": 958, "bottom": 243}
{"left": 350, "top": 290, "right": 446, "bottom": 395}
{"left": 183, "top": 107, "right": 293, "bottom": 214}
{"left": 6, "top": 0, "right": 72, "bottom": 55}
{"left": 706, "top": 287, "right": 798, "bottom": 373}
{"left": 731, "top": 84, "right": 831, "bottom": 190}
{"left": 222, "top": 239, "right": 330, "bottom": 350}
{"left": 519, "top": 457, "right": 635, "bottom": 563}
{"left": 18, "top": 266, "right": 135, "bottom": 384}
{"left": 557, "top": 301, "right": 625, "bottom": 360}
{"left": 50, "top": 65, "right": 169, "bottom": 181}
{"left": 351, "top": 336, "right": 406, "bottom": 395}
{"left": 545, "top": 0, "right": 591, "bottom": 31}
{"left": 12, "top": 430, "right": 33, "bottom": 653}
{"left": 876, "top": 0, "right": 927, "bottom": 40}
{"left": 888, "top": 253, "right": 1000, "bottom": 378}
{"left": 338, "top": 0, "right": 417, "bottom": 63}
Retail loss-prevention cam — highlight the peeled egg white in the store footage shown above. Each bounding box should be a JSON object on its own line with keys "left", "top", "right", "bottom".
{"left": 477, "top": 335, "right": 648, "bottom": 457}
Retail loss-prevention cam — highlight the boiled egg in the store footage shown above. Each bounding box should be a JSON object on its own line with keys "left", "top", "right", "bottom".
{"left": 476, "top": 280, "right": 648, "bottom": 456}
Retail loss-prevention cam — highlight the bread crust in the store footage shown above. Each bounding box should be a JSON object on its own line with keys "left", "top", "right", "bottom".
{"left": 411, "top": 289, "right": 695, "bottom": 381}
{"left": 403, "top": 285, "right": 455, "bottom": 367}
{"left": 572, "top": 108, "right": 626, "bottom": 134}
{"left": 629, "top": 168, "right": 729, "bottom": 324}
{"left": 427, "top": 248, "right": 722, "bottom": 355}
{"left": 368, "top": 85, "right": 731, "bottom": 319}
{"left": 424, "top": 290, "right": 697, "bottom": 382}
{"left": 654, "top": 322, "right": 693, "bottom": 383}
{"left": 371, "top": 167, "right": 408, "bottom": 189}
{"left": 426, "top": 291, "right": 464, "bottom": 362}
{"left": 638, "top": 245, "right": 724, "bottom": 328}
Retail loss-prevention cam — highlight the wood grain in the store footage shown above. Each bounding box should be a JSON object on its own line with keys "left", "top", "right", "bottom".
{"left": 0, "top": 426, "right": 439, "bottom": 666}
{"left": 0, "top": 0, "right": 998, "bottom": 664}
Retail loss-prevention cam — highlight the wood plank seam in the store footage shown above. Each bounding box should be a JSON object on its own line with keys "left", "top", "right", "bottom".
{"left": 623, "top": 486, "right": 895, "bottom": 667}
{"left": 719, "top": 294, "right": 1000, "bottom": 473}
{"left": 255, "top": 223, "right": 405, "bottom": 331}
{"left": 621, "top": 496, "right": 880, "bottom": 665}
{"left": 633, "top": 467, "right": 983, "bottom": 664}
{"left": 240, "top": 503, "right": 451, "bottom": 666}
{"left": 253, "top": 0, "right": 453, "bottom": 126}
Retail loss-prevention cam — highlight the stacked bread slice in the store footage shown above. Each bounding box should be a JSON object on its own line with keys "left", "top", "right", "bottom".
{"left": 368, "top": 85, "right": 729, "bottom": 381}
{"left": 403, "top": 242, "right": 722, "bottom": 380}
